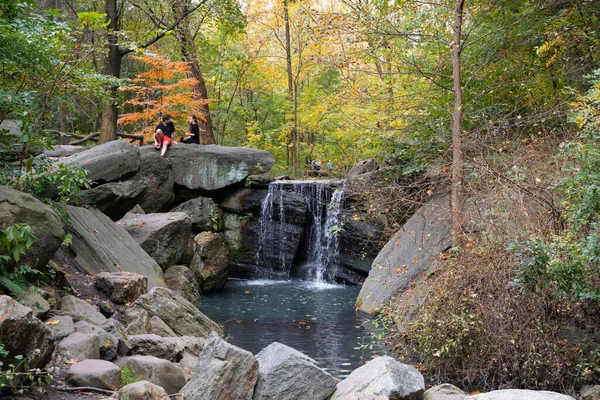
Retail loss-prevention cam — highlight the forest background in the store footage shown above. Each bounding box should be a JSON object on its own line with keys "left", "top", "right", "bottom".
{"left": 2, "top": 0, "right": 600, "bottom": 395}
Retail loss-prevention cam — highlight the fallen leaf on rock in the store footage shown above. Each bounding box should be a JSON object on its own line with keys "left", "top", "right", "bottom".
{"left": 46, "top": 319, "right": 60, "bottom": 325}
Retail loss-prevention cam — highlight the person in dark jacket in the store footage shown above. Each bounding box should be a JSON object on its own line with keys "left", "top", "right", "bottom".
{"left": 182, "top": 115, "right": 200, "bottom": 145}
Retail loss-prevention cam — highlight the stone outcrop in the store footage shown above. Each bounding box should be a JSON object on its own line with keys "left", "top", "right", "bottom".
{"left": 74, "top": 320, "right": 119, "bottom": 361}
{"left": 150, "top": 316, "right": 177, "bottom": 337}
{"left": 45, "top": 315, "right": 75, "bottom": 340}
{"left": 58, "top": 206, "right": 164, "bottom": 288}
{"left": 220, "top": 188, "right": 267, "bottom": 216}
{"left": 348, "top": 159, "right": 377, "bottom": 177}
{"left": 66, "top": 359, "right": 121, "bottom": 391}
{"left": 95, "top": 271, "right": 148, "bottom": 304}
{"left": 128, "top": 334, "right": 205, "bottom": 362}
{"left": 131, "top": 150, "right": 175, "bottom": 213}
{"left": 56, "top": 140, "right": 140, "bottom": 184}
{"left": 77, "top": 180, "right": 147, "bottom": 221}
{"left": 467, "top": 390, "right": 575, "bottom": 400}
{"left": 222, "top": 212, "right": 260, "bottom": 269}
{"left": 59, "top": 295, "right": 107, "bottom": 326}
{"left": 338, "top": 212, "right": 387, "bottom": 276}
{"left": 124, "top": 287, "right": 222, "bottom": 338}
{"left": 119, "top": 212, "right": 191, "bottom": 270}
{"left": 0, "top": 296, "right": 56, "bottom": 371}
{"left": 116, "top": 380, "right": 170, "bottom": 400}
{"left": 172, "top": 197, "right": 222, "bottom": 233}
{"left": 0, "top": 186, "right": 65, "bottom": 270}
{"left": 181, "top": 332, "right": 259, "bottom": 400}
{"left": 424, "top": 384, "right": 467, "bottom": 400}
{"left": 56, "top": 332, "right": 100, "bottom": 362}
{"left": 166, "top": 144, "right": 275, "bottom": 191}
{"left": 331, "top": 356, "right": 425, "bottom": 400}
{"left": 253, "top": 342, "right": 337, "bottom": 400}
{"left": 190, "top": 232, "right": 229, "bottom": 293}
{"left": 357, "top": 193, "right": 451, "bottom": 315}
{"left": 163, "top": 265, "right": 201, "bottom": 305}
{"left": 115, "top": 355, "right": 187, "bottom": 395}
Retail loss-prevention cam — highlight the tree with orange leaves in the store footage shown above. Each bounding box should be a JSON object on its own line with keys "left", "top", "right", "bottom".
{"left": 118, "top": 51, "right": 207, "bottom": 144}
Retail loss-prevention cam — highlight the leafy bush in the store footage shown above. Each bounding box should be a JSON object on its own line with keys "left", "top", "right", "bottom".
{"left": 120, "top": 366, "right": 141, "bottom": 388}
{"left": 0, "top": 349, "right": 52, "bottom": 393}
{"left": 383, "top": 246, "right": 599, "bottom": 393}
{"left": 0, "top": 224, "right": 38, "bottom": 295}
{"left": 512, "top": 70, "right": 600, "bottom": 303}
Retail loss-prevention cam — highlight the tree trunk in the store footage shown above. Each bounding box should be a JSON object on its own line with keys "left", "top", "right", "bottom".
{"left": 283, "top": 0, "right": 297, "bottom": 174}
{"left": 99, "top": 0, "right": 121, "bottom": 144}
{"left": 59, "top": 105, "right": 69, "bottom": 144}
{"left": 451, "top": 0, "right": 466, "bottom": 246}
{"left": 175, "top": 1, "right": 217, "bottom": 145}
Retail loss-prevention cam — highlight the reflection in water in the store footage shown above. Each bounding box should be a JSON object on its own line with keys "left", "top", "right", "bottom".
{"left": 200, "top": 280, "right": 386, "bottom": 378}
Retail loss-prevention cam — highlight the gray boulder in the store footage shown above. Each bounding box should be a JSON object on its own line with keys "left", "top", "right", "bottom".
{"left": 101, "top": 318, "right": 132, "bottom": 356}
{"left": 582, "top": 386, "right": 600, "bottom": 400}
{"left": 357, "top": 193, "right": 451, "bottom": 315}
{"left": 253, "top": 342, "right": 337, "bottom": 400}
{"left": 0, "top": 186, "right": 65, "bottom": 271}
{"left": 467, "top": 390, "right": 575, "bottom": 400}
{"left": 348, "top": 159, "right": 378, "bottom": 177}
{"left": 119, "top": 212, "right": 191, "bottom": 270}
{"left": 150, "top": 316, "right": 177, "bottom": 337}
{"left": 114, "top": 355, "right": 187, "bottom": 395}
{"left": 190, "top": 232, "right": 229, "bottom": 293}
{"left": 424, "top": 384, "right": 467, "bottom": 400}
{"left": 56, "top": 332, "right": 100, "bottom": 362}
{"left": 58, "top": 206, "right": 164, "bottom": 288}
{"left": 77, "top": 180, "right": 147, "bottom": 221}
{"left": 59, "top": 295, "right": 107, "bottom": 326}
{"left": 74, "top": 320, "right": 119, "bottom": 361}
{"left": 128, "top": 334, "right": 204, "bottom": 362}
{"left": 167, "top": 144, "right": 275, "bottom": 191}
{"left": 339, "top": 395, "right": 389, "bottom": 400}
{"left": 42, "top": 145, "right": 88, "bottom": 157}
{"left": 171, "top": 197, "right": 222, "bottom": 233}
{"left": 222, "top": 212, "right": 260, "bottom": 267}
{"left": 66, "top": 359, "right": 121, "bottom": 390}
{"left": 44, "top": 315, "right": 75, "bottom": 340}
{"left": 124, "top": 287, "right": 222, "bottom": 338}
{"left": 331, "top": 356, "right": 424, "bottom": 400}
{"left": 181, "top": 332, "right": 259, "bottom": 400}
{"left": 19, "top": 288, "right": 51, "bottom": 319}
{"left": 0, "top": 296, "right": 56, "bottom": 371}
{"left": 163, "top": 265, "right": 201, "bottom": 306}
{"left": 126, "top": 309, "right": 152, "bottom": 335}
{"left": 132, "top": 149, "right": 175, "bottom": 212}
{"left": 116, "top": 380, "right": 170, "bottom": 400}
{"left": 95, "top": 271, "right": 148, "bottom": 304}
{"left": 56, "top": 140, "right": 140, "bottom": 184}
{"left": 338, "top": 212, "right": 387, "bottom": 275}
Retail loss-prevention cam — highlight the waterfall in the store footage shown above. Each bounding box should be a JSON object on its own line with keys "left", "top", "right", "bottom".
{"left": 255, "top": 180, "right": 345, "bottom": 282}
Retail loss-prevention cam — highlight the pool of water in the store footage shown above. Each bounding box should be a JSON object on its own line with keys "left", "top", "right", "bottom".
{"left": 200, "top": 279, "right": 386, "bottom": 379}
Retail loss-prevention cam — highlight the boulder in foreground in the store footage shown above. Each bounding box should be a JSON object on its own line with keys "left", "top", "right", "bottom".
{"left": 467, "top": 390, "right": 575, "bottom": 400}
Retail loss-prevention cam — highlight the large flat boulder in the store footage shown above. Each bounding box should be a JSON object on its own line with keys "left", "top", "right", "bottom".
{"left": 77, "top": 180, "right": 147, "bottom": 221}
{"left": 190, "top": 232, "right": 229, "bottom": 293}
{"left": 253, "top": 342, "right": 337, "bottom": 400}
{"left": 44, "top": 315, "right": 75, "bottom": 340}
{"left": 166, "top": 144, "right": 275, "bottom": 191}
{"left": 59, "top": 295, "right": 107, "bottom": 326}
{"left": 56, "top": 140, "right": 140, "bottom": 184}
{"left": 119, "top": 212, "right": 191, "bottom": 270}
{"left": 171, "top": 197, "right": 222, "bottom": 233}
{"left": 124, "top": 287, "right": 222, "bottom": 338}
{"left": 131, "top": 150, "right": 175, "bottom": 212}
{"left": 181, "top": 332, "right": 259, "bottom": 400}
{"left": 357, "top": 193, "right": 451, "bottom": 315}
{"left": 0, "top": 186, "right": 65, "bottom": 271}
{"left": 331, "top": 356, "right": 424, "bottom": 400}
{"left": 115, "top": 355, "right": 187, "bottom": 395}
{"left": 467, "top": 390, "right": 575, "bottom": 400}
{"left": 59, "top": 205, "right": 164, "bottom": 288}
{"left": 66, "top": 359, "right": 121, "bottom": 390}
{"left": 0, "top": 296, "right": 56, "bottom": 371}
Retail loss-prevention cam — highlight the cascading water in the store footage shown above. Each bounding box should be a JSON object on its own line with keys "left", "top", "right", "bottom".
{"left": 255, "top": 180, "right": 345, "bottom": 283}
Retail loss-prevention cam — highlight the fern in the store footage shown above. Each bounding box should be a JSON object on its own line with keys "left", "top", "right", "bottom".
{"left": 0, "top": 224, "right": 37, "bottom": 295}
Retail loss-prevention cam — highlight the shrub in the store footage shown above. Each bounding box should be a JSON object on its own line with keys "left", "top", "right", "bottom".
{"left": 0, "top": 224, "right": 38, "bottom": 295}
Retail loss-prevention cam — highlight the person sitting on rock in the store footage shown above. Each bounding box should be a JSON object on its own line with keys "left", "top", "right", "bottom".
{"left": 154, "top": 113, "right": 175, "bottom": 157}
{"left": 182, "top": 115, "right": 200, "bottom": 145}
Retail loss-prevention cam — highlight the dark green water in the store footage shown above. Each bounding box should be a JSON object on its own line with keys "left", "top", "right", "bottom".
{"left": 200, "top": 279, "right": 385, "bottom": 379}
